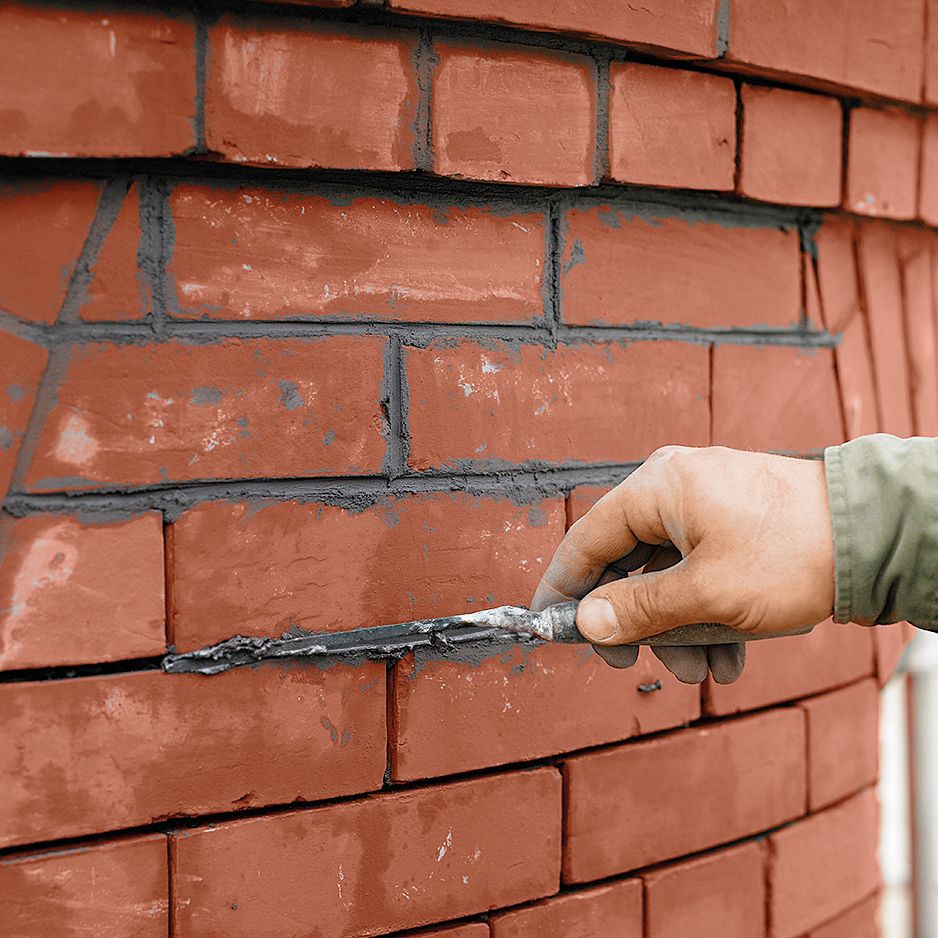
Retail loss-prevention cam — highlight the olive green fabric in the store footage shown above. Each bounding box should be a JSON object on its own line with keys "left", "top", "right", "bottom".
{"left": 825, "top": 434, "right": 938, "bottom": 629}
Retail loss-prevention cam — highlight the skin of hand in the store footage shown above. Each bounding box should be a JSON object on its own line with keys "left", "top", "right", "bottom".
{"left": 530, "top": 445, "right": 836, "bottom": 684}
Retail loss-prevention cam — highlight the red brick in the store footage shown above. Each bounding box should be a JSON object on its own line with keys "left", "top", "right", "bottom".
{"left": 168, "top": 184, "right": 545, "bottom": 323}
{"left": 815, "top": 218, "right": 859, "bottom": 333}
{"left": 801, "top": 678, "right": 879, "bottom": 811}
{"left": 768, "top": 789, "right": 880, "bottom": 938}
{"left": 726, "top": 0, "right": 925, "bottom": 102}
{"left": 711, "top": 345, "right": 844, "bottom": 452}
{"left": 643, "top": 841, "right": 766, "bottom": 938}
{"left": 900, "top": 236, "right": 938, "bottom": 435}
{"left": 391, "top": 644, "right": 699, "bottom": 781}
{"left": 563, "top": 709, "right": 806, "bottom": 882}
{"left": 0, "top": 663, "right": 384, "bottom": 848}
{"left": 432, "top": 43, "right": 595, "bottom": 186}
{"left": 704, "top": 620, "right": 874, "bottom": 715}
{"left": 833, "top": 313, "right": 879, "bottom": 439}
{"left": 560, "top": 207, "right": 801, "bottom": 328}
{"left": 80, "top": 181, "right": 149, "bottom": 322}
{"left": 171, "top": 494, "right": 564, "bottom": 651}
{"left": 0, "top": 332, "right": 47, "bottom": 498}
{"left": 0, "top": 513, "right": 164, "bottom": 670}
{"left": 0, "top": 834, "right": 168, "bottom": 938}
{"left": 206, "top": 17, "right": 417, "bottom": 171}
{"left": 172, "top": 769, "right": 562, "bottom": 938}
{"left": 920, "top": 116, "right": 938, "bottom": 224}
{"left": 874, "top": 625, "right": 907, "bottom": 685}
{"left": 608, "top": 64, "right": 735, "bottom": 190}
{"left": 389, "top": 0, "right": 720, "bottom": 57}
{"left": 490, "top": 879, "right": 642, "bottom": 938}
{"left": 739, "top": 85, "right": 842, "bottom": 206}
{"left": 410, "top": 926, "right": 490, "bottom": 938}
{"left": 808, "top": 892, "right": 880, "bottom": 938}
{"left": 0, "top": 180, "right": 102, "bottom": 324}
{"left": 566, "top": 484, "right": 612, "bottom": 526}
{"left": 0, "top": 5, "right": 195, "bottom": 157}
{"left": 24, "top": 337, "right": 385, "bottom": 491}
{"left": 857, "top": 223, "right": 914, "bottom": 436}
{"left": 846, "top": 108, "right": 920, "bottom": 220}
{"left": 927, "top": 0, "right": 938, "bottom": 105}
{"left": 406, "top": 340, "right": 709, "bottom": 469}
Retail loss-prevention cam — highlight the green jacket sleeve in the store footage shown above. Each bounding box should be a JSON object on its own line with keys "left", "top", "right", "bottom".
{"left": 825, "top": 434, "right": 938, "bottom": 629}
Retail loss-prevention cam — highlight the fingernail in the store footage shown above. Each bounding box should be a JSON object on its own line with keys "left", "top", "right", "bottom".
{"left": 577, "top": 598, "right": 617, "bottom": 642}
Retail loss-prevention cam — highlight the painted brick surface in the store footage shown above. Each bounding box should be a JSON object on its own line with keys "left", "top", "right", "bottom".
{"left": 0, "top": 513, "right": 165, "bottom": 670}
{"left": 801, "top": 678, "right": 879, "bottom": 811}
{"left": 206, "top": 17, "right": 418, "bottom": 171}
{"left": 389, "top": 0, "right": 720, "bottom": 56}
{"left": 726, "top": 0, "right": 925, "bottom": 101}
{"left": 168, "top": 185, "right": 545, "bottom": 323}
{"left": 391, "top": 644, "right": 699, "bottom": 781}
{"left": 0, "top": 834, "right": 168, "bottom": 938}
{"left": 560, "top": 208, "right": 802, "bottom": 328}
{"left": 24, "top": 337, "right": 387, "bottom": 491}
{"left": 704, "top": 620, "right": 874, "bottom": 716}
{"left": 432, "top": 43, "right": 596, "bottom": 186}
{"left": 711, "top": 346, "right": 844, "bottom": 452}
{"left": 846, "top": 108, "right": 921, "bottom": 220}
{"left": 607, "top": 64, "right": 735, "bottom": 190}
{"left": 406, "top": 339, "right": 709, "bottom": 469}
{"left": 563, "top": 709, "right": 807, "bottom": 882}
{"left": 739, "top": 85, "right": 842, "bottom": 206}
{"left": 0, "top": 4, "right": 196, "bottom": 157}
{"left": 489, "top": 878, "right": 642, "bottom": 938}
{"left": 0, "top": 180, "right": 102, "bottom": 324}
{"left": 172, "top": 769, "right": 562, "bottom": 937}
{"left": 643, "top": 841, "right": 766, "bottom": 938}
{"left": 0, "top": 662, "right": 386, "bottom": 847}
{"left": 768, "top": 789, "right": 880, "bottom": 938}
{"left": 171, "top": 494, "right": 564, "bottom": 651}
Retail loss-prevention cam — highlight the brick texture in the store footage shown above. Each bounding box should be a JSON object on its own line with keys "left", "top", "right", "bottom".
{"left": 171, "top": 494, "right": 564, "bottom": 651}
{"left": 0, "top": 4, "right": 196, "bottom": 157}
{"left": 405, "top": 339, "right": 709, "bottom": 469}
{"left": 0, "top": 834, "right": 168, "bottom": 938}
{"left": 172, "top": 769, "right": 562, "bottom": 937}
{"left": 0, "top": 663, "right": 386, "bottom": 847}
{"left": 206, "top": 17, "right": 418, "bottom": 171}
{"left": 808, "top": 893, "right": 880, "bottom": 938}
{"left": 563, "top": 709, "right": 806, "bottom": 882}
{"left": 391, "top": 644, "right": 699, "bottom": 781}
{"left": 0, "top": 513, "right": 165, "bottom": 670}
{"left": 768, "top": 789, "right": 880, "bottom": 938}
{"left": 24, "top": 337, "right": 387, "bottom": 491}
{"left": 168, "top": 184, "right": 545, "bottom": 323}
{"left": 432, "top": 43, "right": 596, "bottom": 186}
{"left": 560, "top": 207, "right": 801, "bottom": 328}
{"left": 0, "top": 332, "right": 47, "bottom": 498}
{"left": 608, "top": 64, "right": 735, "bottom": 190}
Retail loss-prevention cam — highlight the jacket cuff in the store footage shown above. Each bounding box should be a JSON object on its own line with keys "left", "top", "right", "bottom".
{"left": 824, "top": 434, "right": 938, "bottom": 629}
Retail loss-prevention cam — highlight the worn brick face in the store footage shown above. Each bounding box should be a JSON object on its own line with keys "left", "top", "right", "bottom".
{"left": 0, "top": 332, "right": 47, "bottom": 498}
{"left": 391, "top": 644, "right": 699, "bottom": 781}
{"left": 206, "top": 17, "right": 418, "bottom": 171}
{"left": 168, "top": 185, "right": 545, "bottom": 323}
{"left": 0, "top": 663, "right": 386, "bottom": 848}
{"left": 0, "top": 4, "right": 196, "bottom": 157}
{"left": 172, "top": 769, "right": 562, "bottom": 937}
{"left": 432, "top": 43, "right": 596, "bottom": 186}
{"left": 24, "top": 337, "right": 387, "bottom": 491}
{"left": 608, "top": 64, "right": 735, "bottom": 190}
{"left": 171, "top": 494, "right": 564, "bottom": 651}
{"left": 560, "top": 207, "right": 802, "bottom": 328}
{"left": 0, "top": 834, "right": 168, "bottom": 938}
{"left": 0, "top": 513, "right": 165, "bottom": 670}
{"left": 405, "top": 339, "right": 710, "bottom": 469}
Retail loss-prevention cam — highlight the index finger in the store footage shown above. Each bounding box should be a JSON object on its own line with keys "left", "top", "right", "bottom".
{"left": 530, "top": 468, "right": 667, "bottom": 611}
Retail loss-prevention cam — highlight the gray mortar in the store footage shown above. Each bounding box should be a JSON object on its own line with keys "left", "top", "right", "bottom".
{"left": 411, "top": 29, "right": 439, "bottom": 173}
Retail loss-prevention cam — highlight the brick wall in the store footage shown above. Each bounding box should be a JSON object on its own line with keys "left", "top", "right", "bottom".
{"left": 0, "top": 1, "right": 928, "bottom": 935}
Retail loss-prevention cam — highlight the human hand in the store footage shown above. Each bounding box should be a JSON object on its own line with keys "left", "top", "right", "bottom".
{"left": 530, "top": 446, "right": 835, "bottom": 683}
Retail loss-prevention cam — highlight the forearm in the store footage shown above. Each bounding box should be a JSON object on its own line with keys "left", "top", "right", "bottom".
{"left": 825, "top": 434, "right": 938, "bottom": 628}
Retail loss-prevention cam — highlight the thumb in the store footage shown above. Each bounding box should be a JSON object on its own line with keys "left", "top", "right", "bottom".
{"left": 576, "top": 558, "right": 713, "bottom": 644}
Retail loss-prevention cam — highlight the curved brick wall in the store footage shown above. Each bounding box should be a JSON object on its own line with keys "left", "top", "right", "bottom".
{"left": 0, "top": 1, "right": 928, "bottom": 936}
